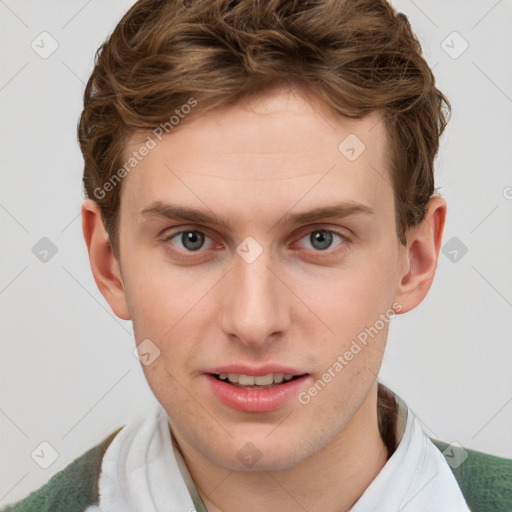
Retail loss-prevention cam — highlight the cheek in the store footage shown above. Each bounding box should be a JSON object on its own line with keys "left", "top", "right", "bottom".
{"left": 288, "top": 246, "right": 399, "bottom": 392}
{"left": 122, "top": 252, "right": 206, "bottom": 337}
{"left": 123, "top": 259, "right": 221, "bottom": 387}
{"left": 297, "top": 252, "right": 398, "bottom": 337}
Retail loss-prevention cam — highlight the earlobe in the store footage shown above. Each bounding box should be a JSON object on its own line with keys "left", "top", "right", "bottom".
{"left": 81, "top": 199, "right": 131, "bottom": 320}
{"left": 393, "top": 195, "right": 447, "bottom": 314}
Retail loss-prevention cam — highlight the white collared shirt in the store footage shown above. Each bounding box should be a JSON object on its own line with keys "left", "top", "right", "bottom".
{"left": 85, "top": 392, "right": 470, "bottom": 512}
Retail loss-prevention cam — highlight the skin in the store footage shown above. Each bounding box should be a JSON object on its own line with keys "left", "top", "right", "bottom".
{"left": 82, "top": 85, "right": 446, "bottom": 512}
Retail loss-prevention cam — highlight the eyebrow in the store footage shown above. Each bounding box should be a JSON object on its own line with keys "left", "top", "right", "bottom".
{"left": 140, "top": 200, "right": 375, "bottom": 227}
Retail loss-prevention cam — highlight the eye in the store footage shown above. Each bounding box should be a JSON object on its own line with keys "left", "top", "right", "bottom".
{"left": 296, "top": 229, "right": 346, "bottom": 252}
{"left": 166, "top": 230, "right": 215, "bottom": 252}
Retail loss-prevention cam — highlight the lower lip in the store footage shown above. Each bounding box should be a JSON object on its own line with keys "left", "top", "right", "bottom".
{"left": 205, "top": 374, "right": 309, "bottom": 413}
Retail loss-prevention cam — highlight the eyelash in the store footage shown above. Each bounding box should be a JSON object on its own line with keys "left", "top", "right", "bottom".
{"left": 161, "top": 227, "right": 351, "bottom": 261}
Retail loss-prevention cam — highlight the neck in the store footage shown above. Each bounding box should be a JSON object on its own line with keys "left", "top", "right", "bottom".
{"left": 175, "top": 383, "right": 391, "bottom": 512}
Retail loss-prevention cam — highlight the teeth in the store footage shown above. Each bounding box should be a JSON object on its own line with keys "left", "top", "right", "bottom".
{"left": 254, "top": 374, "right": 274, "bottom": 386}
{"left": 238, "top": 374, "right": 255, "bottom": 385}
{"left": 217, "top": 372, "right": 297, "bottom": 385}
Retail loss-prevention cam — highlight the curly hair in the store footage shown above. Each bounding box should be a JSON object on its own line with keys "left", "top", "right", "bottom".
{"left": 78, "top": 0, "right": 451, "bottom": 256}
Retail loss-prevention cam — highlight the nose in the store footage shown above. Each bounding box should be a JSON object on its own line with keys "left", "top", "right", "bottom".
{"left": 218, "top": 248, "right": 290, "bottom": 349}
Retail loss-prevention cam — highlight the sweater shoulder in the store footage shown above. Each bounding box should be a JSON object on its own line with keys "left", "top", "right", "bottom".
{"left": 431, "top": 438, "right": 512, "bottom": 511}
{"left": 1, "top": 428, "right": 122, "bottom": 512}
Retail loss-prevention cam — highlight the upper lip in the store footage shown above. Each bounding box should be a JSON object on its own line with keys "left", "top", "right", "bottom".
{"left": 204, "top": 364, "right": 307, "bottom": 377}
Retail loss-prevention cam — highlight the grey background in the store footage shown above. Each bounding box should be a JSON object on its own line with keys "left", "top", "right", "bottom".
{"left": 1, "top": 0, "right": 511, "bottom": 506}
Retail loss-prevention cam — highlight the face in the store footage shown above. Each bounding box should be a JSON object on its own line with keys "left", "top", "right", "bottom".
{"left": 116, "top": 86, "right": 407, "bottom": 471}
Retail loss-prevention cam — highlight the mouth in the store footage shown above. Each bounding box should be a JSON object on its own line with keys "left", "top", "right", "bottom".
{"left": 210, "top": 372, "right": 306, "bottom": 389}
{"left": 205, "top": 370, "right": 310, "bottom": 412}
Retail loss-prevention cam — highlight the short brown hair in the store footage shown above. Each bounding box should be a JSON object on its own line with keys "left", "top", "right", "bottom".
{"left": 78, "top": 0, "right": 451, "bottom": 256}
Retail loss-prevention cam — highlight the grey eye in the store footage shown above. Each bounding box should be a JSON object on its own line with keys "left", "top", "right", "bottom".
{"left": 178, "top": 231, "right": 206, "bottom": 251}
{"left": 309, "top": 230, "right": 334, "bottom": 250}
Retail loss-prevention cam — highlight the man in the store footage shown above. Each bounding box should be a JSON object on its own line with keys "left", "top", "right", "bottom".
{"left": 3, "top": 0, "right": 510, "bottom": 511}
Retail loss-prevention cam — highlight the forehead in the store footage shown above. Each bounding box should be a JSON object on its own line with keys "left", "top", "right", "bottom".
{"left": 120, "top": 86, "right": 393, "bottom": 228}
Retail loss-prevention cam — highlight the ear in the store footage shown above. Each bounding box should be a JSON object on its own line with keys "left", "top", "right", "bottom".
{"left": 393, "top": 195, "right": 447, "bottom": 314}
{"left": 81, "top": 199, "right": 131, "bottom": 320}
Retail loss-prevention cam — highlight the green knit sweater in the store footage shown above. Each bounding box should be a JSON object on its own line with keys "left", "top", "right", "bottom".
{"left": 2, "top": 431, "right": 511, "bottom": 512}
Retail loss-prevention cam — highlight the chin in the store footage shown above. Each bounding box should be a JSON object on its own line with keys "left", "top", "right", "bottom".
{"left": 216, "top": 446, "right": 305, "bottom": 473}
{"left": 210, "top": 425, "right": 328, "bottom": 472}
